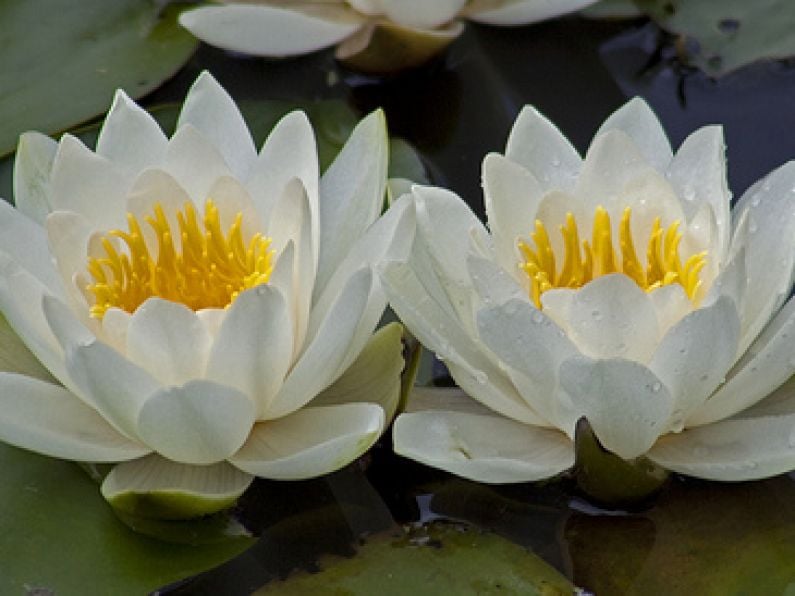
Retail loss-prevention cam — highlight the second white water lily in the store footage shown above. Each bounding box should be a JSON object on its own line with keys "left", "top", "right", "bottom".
{"left": 0, "top": 71, "right": 414, "bottom": 517}
{"left": 384, "top": 98, "right": 795, "bottom": 483}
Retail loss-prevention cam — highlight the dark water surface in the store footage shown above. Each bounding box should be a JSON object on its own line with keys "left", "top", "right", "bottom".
{"left": 150, "top": 14, "right": 795, "bottom": 594}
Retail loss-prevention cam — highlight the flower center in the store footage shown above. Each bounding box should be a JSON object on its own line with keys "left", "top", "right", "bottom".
{"left": 86, "top": 199, "right": 274, "bottom": 319}
{"left": 518, "top": 206, "right": 706, "bottom": 308}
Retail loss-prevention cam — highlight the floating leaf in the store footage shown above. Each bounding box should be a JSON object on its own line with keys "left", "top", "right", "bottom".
{"left": 255, "top": 521, "right": 573, "bottom": 595}
{"left": 0, "top": 444, "right": 255, "bottom": 595}
{"left": 635, "top": 0, "right": 795, "bottom": 75}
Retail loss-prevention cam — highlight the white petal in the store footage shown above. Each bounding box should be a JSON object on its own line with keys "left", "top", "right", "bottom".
{"left": 45, "top": 210, "right": 93, "bottom": 309}
{"left": 312, "top": 321, "right": 404, "bottom": 422}
{"left": 13, "top": 131, "right": 57, "bottom": 225}
{"left": 229, "top": 403, "right": 384, "bottom": 479}
{"left": 404, "top": 385, "right": 500, "bottom": 415}
{"left": 482, "top": 152, "right": 546, "bottom": 274}
{"left": 101, "top": 454, "right": 253, "bottom": 518}
{"left": 381, "top": 260, "right": 544, "bottom": 425}
{"left": 466, "top": 0, "right": 599, "bottom": 25}
{"left": 266, "top": 267, "right": 373, "bottom": 419}
{"left": 126, "top": 298, "right": 212, "bottom": 386}
{"left": 559, "top": 357, "right": 674, "bottom": 459}
{"left": 648, "top": 414, "right": 795, "bottom": 481}
{"left": 96, "top": 90, "right": 168, "bottom": 174}
{"left": 98, "top": 307, "right": 130, "bottom": 352}
{"left": 206, "top": 286, "right": 293, "bottom": 417}
{"left": 0, "top": 310, "right": 57, "bottom": 383}
{"left": 137, "top": 380, "right": 255, "bottom": 465}
{"left": 162, "top": 125, "right": 233, "bottom": 206}
{"left": 466, "top": 251, "right": 525, "bottom": 308}
{"left": 594, "top": 97, "right": 672, "bottom": 172}
{"left": 177, "top": 71, "right": 256, "bottom": 178}
{"left": 650, "top": 296, "right": 740, "bottom": 430}
{"left": 648, "top": 284, "right": 691, "bottom": 336}
{"left": 667, "top": 125, "right": 731, "bottom": 259}
{"left": 393, "top": 410, "right": 574, "bottom": 483}
{"left": 731, "top": 161, "right": 795, "bottom": 352}
{"left": 49, "top": 134, "right": 129, "bottom": 229}
{"left": 178, "top": 4, "right": 364, "bottom": 57}
{"left": 566, "top": 274, "right": 659, "bottom": 362}
{"left": 703, "top": 247, "right": 746, "bottom": 314}
{"left": 206, "top": 175, "right": 265, "bottom": 236}
{"left": 503, "top": 105, "right": 581, "bottom": 192}
{"left": 379, "top": 0, "right": 465, "bottom": 28}
{"left": 316, "top": 110, "right": 388, "bottom": 297}
{"left": 0, "top": 200, "right": 61, "bottom": 294}
{"left": 475, "top": 297, "right": 579, "bottom": 428}
{"left": 690, "top": 296, "right": 795, "bottom": 426}
{"left": 0, "top": 372, "right": 148, "bottom": 462}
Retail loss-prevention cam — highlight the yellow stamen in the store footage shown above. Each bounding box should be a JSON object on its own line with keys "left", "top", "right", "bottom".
{"left": 519, "top": 206, "right": 706, "bottom": 308}
{"left": 86, "top": 199, "right": 275, "bottom": 319}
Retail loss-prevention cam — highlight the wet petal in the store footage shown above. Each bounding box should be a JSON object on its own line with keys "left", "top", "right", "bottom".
{"left": 14, "top": 131, "right": 57, "bottom": 225}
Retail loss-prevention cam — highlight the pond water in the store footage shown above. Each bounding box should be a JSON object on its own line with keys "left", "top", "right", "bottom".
{"left": 141, "top": 13, "right": 795, "bottom": 595}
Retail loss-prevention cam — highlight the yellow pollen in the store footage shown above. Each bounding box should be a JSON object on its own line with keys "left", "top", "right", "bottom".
{"left": 86, "top": 199, "right": 275, "bottom": 319}
{"left": 518, "top": 206, "right": 706, "bottom": 308}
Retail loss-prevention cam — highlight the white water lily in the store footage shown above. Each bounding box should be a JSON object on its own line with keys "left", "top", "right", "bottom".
{"left": 178, "top": 0, "right": 598, "bottom": 72}
{"left": 383, "top": 98, "right": 795, "bottom": 483}
{"left": 0, "top": 71, "right": 415, "bottom": 517}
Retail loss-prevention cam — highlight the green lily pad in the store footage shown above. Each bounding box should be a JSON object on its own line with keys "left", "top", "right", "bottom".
{"left": 635, "top": 0, "right": 795, "bottom": 75}
{"left": 256, "top": 521, "right": 574, "bottom": 595}
{"left": 0, "top": 443, "right": 255, "bottom": 596}
{"left": 0, "top": 0, "right": 198, "bottom": 158}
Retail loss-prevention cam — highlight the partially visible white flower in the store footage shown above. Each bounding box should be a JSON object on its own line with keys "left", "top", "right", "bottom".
{"left": 383, "top": 98, "right": 795, "bottom": 484}
{"left": 0, "top": 71, "right": 415, "bottom": 518}
{"left": 178, "top": 0, "right": 598, "bottom": 72}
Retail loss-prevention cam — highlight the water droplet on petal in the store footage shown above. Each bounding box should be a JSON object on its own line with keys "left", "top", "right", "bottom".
{"left": 474, "top": 370, "right": 489, "bottom": 385}
{"left": 531, "top": 310, "right": 544, "bottom": 324}
{"left": 591, "top": 309, "right": 603, "bottom": 321}
{"left": 651, "top": 381, "right": 662, "bottom": 393}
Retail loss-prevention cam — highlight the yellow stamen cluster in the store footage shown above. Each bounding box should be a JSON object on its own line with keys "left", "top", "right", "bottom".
{"left": 519, "top": 206, "right": 706, "bottom": 308}
{"left": 87, "top": 199, "right": 274, "bottom": 319}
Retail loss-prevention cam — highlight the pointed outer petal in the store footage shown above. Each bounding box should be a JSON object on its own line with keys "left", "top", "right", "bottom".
{"left": 229, "top": 403, "right": 384, "bottom": 479}
{"left": 0, "top": 259, "right": 72, "bottom": 389}
{"left": 649, "top": 296, "right": 739, "bottom": 430}
{"left": 647, "top": 414, "right": 795, "bottom": 481}
{"left": 265, "top": 268, "right": 373, "bottom": 420}
{"left": 178, "top": 4, "right": 364, "bottom": 58}
{"left": 503, "top": 105, "right": 582, "bottom": 192}
{"left": 566, "top": 274, "right": 660, "bottom": 362}
{"left": 467, "top": 251, "right": 525, "bottom": 309}
{"left": 125, "top": 299, "right": 212, "bottom": 386}
{"left": 42, "top": 296, "right": 159, "bottom": 439}
{"left": 475, "top": 297, "right": 580, "bottom": 427}
{"left": 0, "top": 372, "right": 149, "bottom": 462}
{"left": 96, "top": 90, "right": 168, "bottom": 174}
{"left": 0, "top": 200, "right": 61, "bottom": 295}
{"left": 309, "top": 194, "right": 415, "bottom": 344}
{"left": 648, "top": 284, "right": 691, "bottom": 336}
{"left": 206, "top": 286, "right": 293, "bottom": 417}
{"left": 45, "top": 210, "right": 93, "bottom": 308}
{"left": 482, "top": 152, "right": 547, "bottom": 273}
{"left": 689, "top": 297, "right": 795, "bottom": 426}
{"left": 14, "top": 131, "right": 58, "bottom": 225}
{"left": 126, "top": 168, "right": 192, "bottom": 222}
{"left": 101, "top": 454, "right": 253, "bottom": 519}
{"left": 98, "top": 307, "right": 130, "bottom": 353}
{"left": 247, "top": 111, "right": 319, "bottom": 242}
{"left": 381, "top": 261, "right": 544, "bottom": 425}
{"left": 48, "top": 134, "right": 129, "bottom": 230}
{"left": 667, "top": 125, "right": 731, "bottom": 259}
{"left": 593, "top": 97, "right": 673, "bottom": 173}
{"left": 703, "top": 247, "right": 746, "bottom": 314}
{"left": 162, "top": 125, "right": 233, "bottom": 206}
{"left": 378, "top": 0, "right": 466, "bottom": 28}
{"left": 177, "top": 71, "right": 256, "bottom": 179}
{"left": 393, "top": 410, "right": 574, "bottom": 483}
{"left": 560, "top": 357, "right": 675, "bottom": 460}
{"left": 464, "top": 0, "right": 599, "bottom": 25}
{"left": 731, "top": 162, "right": 795, "bottom": 351}
{"left": 315, "top": 110, "right": 388, "bottom": 297}
{"left": 268, "top": 178, "right": 314, "bottom": 354}
{"left": 137, "top": 380, "right": 255, "bottom": 465}
{"left": 311, "top": 322, "right": 403, "bottom": 423}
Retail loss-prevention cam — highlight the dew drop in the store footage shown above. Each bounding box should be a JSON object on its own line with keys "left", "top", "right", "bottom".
{"left": 551, "top": 156, "right": 561, "bottom": 167}
{"left": 683, "top": 187, "right": 696, "bottom": 201}
{"left": 474, "top": 370, "right": 489, "bottom": 385}
{"left": 748, "top": 220, "right": 758, "bottom": 234}
{"left": 531, "top": 310, "right": 544, "bottom": 324}
{"left": 750, "top": 196, "right": 761, "bottom": 207}
{"left": 591, "top": 309, "right": 603, "bottom": 321}
{"left": 651, "top": 381, "right": 662, "bottom": 393}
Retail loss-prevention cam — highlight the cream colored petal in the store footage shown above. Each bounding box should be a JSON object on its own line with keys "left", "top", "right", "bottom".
{"left": 0, "top": 372, "right": 149, "bottom": 462}
{"left": 14, "top": 131, "right": 58, "bottom": 225}
{"left": 179, "top": 3, "right": 364, "bottom": 57}
{"left": 101, "top": 454, "right": 253, "bottom": 519}
{"left": 229, "top": 403, "right": 384, "bottom": 479}
{"left": 378, "top": 0, "right": 466, "bottom": 28}
{"left": 162, "top": 125, "right": 233, "bottom": 206}
{"left": 177, "top": 71, "right": 257, "bottom": 178}
{"left": 465, "top": 0, "right": 599, "bottom": 25}
{"left": 394, "top": 410, "right": 574, "bottom": 483}
{"left": 0, "top": 200, "right": 61, "bottom": 295}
